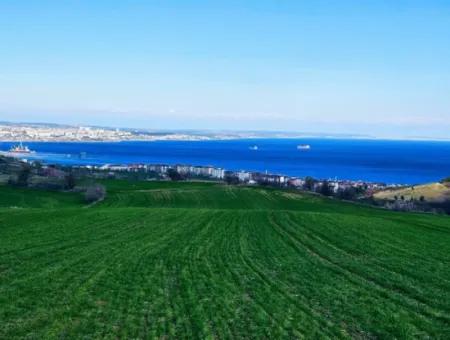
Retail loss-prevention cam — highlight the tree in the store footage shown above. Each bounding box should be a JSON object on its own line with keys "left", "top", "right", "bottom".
{"left": 16, "top": 164, "right": 31, "bottom": 187}
{"left": 319, "top": 180, "right": 333, "bottom": 197}
{"left": 303, "top": 176, "right": 315, "bottom": 191}
{"left": 167, "top": 168, "right": 183, "bottom": 181}
{"left": 65, "top": 172, "right": 77, "bottom": 190}
{"left": 337, "top": 187, "right": 357, "bottom": 200}
{"left": 85, "top": 184, "right": 106, "bottom": 203}
{"left": 33, "top": 161, "right": 43, "bottom": 170}
{"left": 224, "top": 173, "right": 239, "bottom": 185}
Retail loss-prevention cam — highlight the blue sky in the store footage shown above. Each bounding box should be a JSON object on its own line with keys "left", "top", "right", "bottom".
{"left": 1, "top": 1, "right": 449, "bottom": 138}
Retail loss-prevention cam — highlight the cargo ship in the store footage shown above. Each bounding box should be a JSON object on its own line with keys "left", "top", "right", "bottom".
{"left": 297, "top": 144, "right": 311, "bottom": 150}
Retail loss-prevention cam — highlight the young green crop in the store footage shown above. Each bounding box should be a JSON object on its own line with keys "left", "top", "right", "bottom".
{"left": 1, "top": 182, "right": 449, "bottom": 339}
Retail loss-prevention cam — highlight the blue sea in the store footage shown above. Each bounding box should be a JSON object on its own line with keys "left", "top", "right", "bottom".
{"left": 1, "top": 139, "right": 450, "bottom": 184}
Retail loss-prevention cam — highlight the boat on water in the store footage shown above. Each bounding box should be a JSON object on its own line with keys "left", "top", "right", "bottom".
{"left": 297, "top": 144, "right": 311, "bottom": 150}
{"left": 249, "top": 145, "right": 258, "bottom": 150}
{"left": 8, "top": 142, "right": 35, "bottom": 154}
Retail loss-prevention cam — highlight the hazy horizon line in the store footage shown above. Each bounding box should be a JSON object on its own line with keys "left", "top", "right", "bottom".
{"left": 1, "top": 119, "right": 450, "bottom": 143}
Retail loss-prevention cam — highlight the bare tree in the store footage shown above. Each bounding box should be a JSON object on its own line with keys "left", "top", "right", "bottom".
{"left": 65, "top": 172, "right": 77, "bottom": 190}
{"left": 85, "top": 184, "right": 106, "bottom": 203}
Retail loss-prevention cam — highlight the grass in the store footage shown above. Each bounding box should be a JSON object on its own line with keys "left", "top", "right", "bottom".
{"left": 374, "top": 182, "right": 450, "bottom": 203}
{"left": 0, "top": 184, "right": 84, "bottom": 208}
{"left": 1, "top": 181, "right": 449, "bottom": 339}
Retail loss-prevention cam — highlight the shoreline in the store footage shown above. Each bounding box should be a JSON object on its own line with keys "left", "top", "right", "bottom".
{"left": 1, "top": 139, "right": 448, "bottom": 186}
{"left": 0, "top": 151, "right": 408, "bottom": 187}
{"left": 2, "top": 136, "right": 450, "bottom": 143}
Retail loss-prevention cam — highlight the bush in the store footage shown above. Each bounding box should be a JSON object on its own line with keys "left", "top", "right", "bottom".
{"left": 85, "top": 184, "right": 106, "bottom": 203}
{"left": 319, "top": 180, "right": 333, "bottom": 197}
{"left": 224, "top": 173, "right": 239, "bottom": 185}
{"left": 65, "top": 172, "right": 77, "bottom": 190}
{"left": 167, "top": 169, "right": 184, "bottom": 181}
{"left": 8, "top": 164, "right": 32, "bottom": 187}
{"left": 303, "top": 176, "right": 315, "bottom": 191}
{"left": 337, "top": 187, "right": 358, "bottom": 200}
{"left": 18, "top": 164, "right": 32, "bottom": 186}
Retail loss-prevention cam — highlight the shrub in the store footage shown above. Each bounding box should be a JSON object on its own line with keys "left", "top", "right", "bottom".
{"left": 224, "top": 173, "right": 239, "bottom": 185}
{"left": 319, "top": 181, "right": 333, "bottom": 197}
{"left": 167, "top": 169, "right": 184, "bottom": 181}
{"left": 303, "top": 176, "right": 315, "bottom": 191}
{"left": 19, "top": 165, "right": 32, "bottom": 186}
{"left": 9, "top": 164, "right": 32, "bottom": 187}
{"left": 337, "top": 187, "right": 358, "bottom": 200}
{"left": 85, "top": 184, "right": 106, "bottom": 203}
{"left": 64, "top": 172, "right": 77, "bottom": 190}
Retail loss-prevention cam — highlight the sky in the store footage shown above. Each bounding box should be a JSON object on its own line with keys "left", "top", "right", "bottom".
{"left": 1, "top": 0, "right": 450, "bottom": 139}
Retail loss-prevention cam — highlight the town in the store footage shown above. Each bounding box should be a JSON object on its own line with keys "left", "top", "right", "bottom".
{"left": 0, "top": 123, "right": 229, "bottom": 142}
{"left": 71, "top": 162, "right": 390, "bottom": 200}
{"left": 6, "top": 153, "right": 440, "bottom": 213}
{"left": 0, "top": 122, "right": 303, "bottom": 142}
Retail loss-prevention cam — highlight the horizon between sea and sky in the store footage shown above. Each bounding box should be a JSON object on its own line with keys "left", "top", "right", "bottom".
{"left": 1, "top": 1, "right": 450, "bottom": 139}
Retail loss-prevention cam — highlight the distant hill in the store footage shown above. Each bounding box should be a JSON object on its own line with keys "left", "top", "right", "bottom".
{"left": 374, "top": 181, "right": 450, "bottom": 203}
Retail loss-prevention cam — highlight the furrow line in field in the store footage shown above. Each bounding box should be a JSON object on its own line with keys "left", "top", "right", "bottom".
{"left": 182, "top": 211, "right": 238, "bottom": 339}
{"left": 285, "top": 212, "right": 450, "bottom": 308}
{"left": 235, "top": 212, "right": 340, "bottom": 338}
{"left": 268, "top": 212, "right": 449, "bottom": 328}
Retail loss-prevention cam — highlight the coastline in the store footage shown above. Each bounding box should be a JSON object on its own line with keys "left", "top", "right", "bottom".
{"left": 2, "top": 121, "right": 450, "bottom": 143}
{"left": 2, "top": 135, "right": 450, "bottom": 143}
{"left": 2, "top": 139, "right": 450, "bottom": 185}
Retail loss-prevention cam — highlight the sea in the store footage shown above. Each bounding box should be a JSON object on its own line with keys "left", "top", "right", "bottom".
{"left": 1, "top": 139, "right": 450, "bottom": 185}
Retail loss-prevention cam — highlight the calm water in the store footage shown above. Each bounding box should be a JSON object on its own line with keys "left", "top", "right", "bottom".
{"left": 1, "top": 139, "right": 450, "bottom": 184}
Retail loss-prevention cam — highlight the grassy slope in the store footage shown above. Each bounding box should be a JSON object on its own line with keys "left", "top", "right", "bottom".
{"left": 0, "top": 181, "right": 449, "bottom": 339}
{"left": 374, "top": 182, "right": 450, "bottom": 202}
{"left": 0, "top": 184, "right": 84, "bottom": 208}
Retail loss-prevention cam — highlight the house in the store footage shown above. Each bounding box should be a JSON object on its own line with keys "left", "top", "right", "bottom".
{"left": 237, "top": 171, "right": 251, "bottom": 182}
{"left": 211, "top": 168, "right": 225, "bottom": 179}
{"left": 252, "top": 172, "right": 285, "bottom": 186}
{"left": 287, "top": 178, "right": 304, "bottom": 188}
{"left": 175, "top": 164, "right": 191, "bottom": 175}
{"left": 147, "top": 164, "right": 169, "bottom": 174}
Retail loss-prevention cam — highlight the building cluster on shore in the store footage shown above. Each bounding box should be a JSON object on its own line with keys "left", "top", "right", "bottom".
{"left": 0, "top": 124, "right": 135, "bottom": 141}
{"left": 0, "top": 123, "right": 236, "bottom": 142}
{"left": 75, "top": 162, "right": 389, "bottom": 194}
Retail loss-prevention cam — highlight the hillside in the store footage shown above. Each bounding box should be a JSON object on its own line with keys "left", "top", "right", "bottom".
{"left": 374, "top": 182, "right": 450, "bottom": 202}
{"left": 1, "top": 181, "right": 449, "bottom": 339}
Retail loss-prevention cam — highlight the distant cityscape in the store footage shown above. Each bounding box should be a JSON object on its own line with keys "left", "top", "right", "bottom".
{"left": 0, "top": 121, "right": 372, "bottom": 142}
{"left": 0, "top": 122, "right": 220, "bottom": 142}
{"left": 0, "top": 121, "right": 445, "bottom": 188}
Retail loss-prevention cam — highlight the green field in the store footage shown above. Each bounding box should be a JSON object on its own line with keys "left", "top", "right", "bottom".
{"left": 1, "top": 181, "right": 449, "bottom": 339}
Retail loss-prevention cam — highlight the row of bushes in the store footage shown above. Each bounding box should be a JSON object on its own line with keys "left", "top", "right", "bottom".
{"left": 5, "top": 161, "right": 106, "bottom": 203}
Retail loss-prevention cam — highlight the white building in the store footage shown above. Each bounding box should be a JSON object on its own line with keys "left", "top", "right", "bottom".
{"left": 211, "top": 168, "right": 225, "bottom": 179}
{"left": 237, "top": 171, "right": 251, "bottom": 182}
